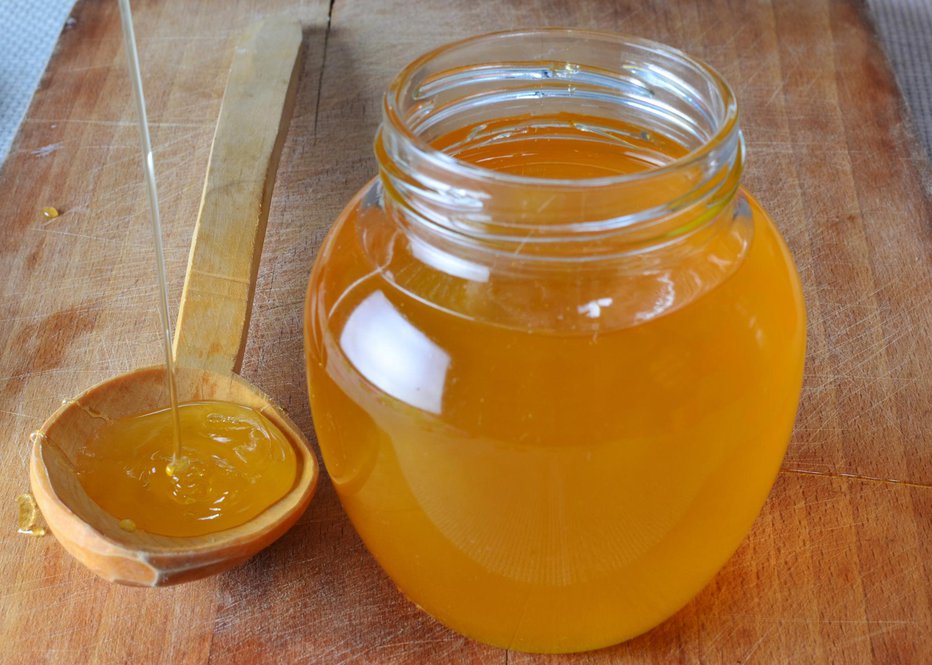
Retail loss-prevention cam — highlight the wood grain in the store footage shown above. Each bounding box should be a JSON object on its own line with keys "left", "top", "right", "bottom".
{"left": 174, "top": 17, "right": 303, "bottom": 375}
{"left": 1, "top": 0, "right": 929, "bottom": 663}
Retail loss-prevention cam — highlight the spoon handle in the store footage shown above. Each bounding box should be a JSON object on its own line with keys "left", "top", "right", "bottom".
{"left": 173, "top": 18, "right": 304, "bottom": 376}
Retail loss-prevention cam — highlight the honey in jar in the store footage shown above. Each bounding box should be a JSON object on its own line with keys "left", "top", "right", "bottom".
{"left": 304, "top": 30, "right": 805, "bottom": 653}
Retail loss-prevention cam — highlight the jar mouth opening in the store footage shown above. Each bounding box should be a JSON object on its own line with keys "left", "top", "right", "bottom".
{"left": 383, "top": 28, "right": 739, "bottom": 189}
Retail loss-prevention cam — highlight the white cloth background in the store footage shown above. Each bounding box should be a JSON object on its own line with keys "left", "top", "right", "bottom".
{"left": 0, "top": 0, "right": 930, "bottom": 165}
{"left": 0, "top": 0, "right": 77, "bottom": 165}
{"left": 868, "top": 0, "right": 932, "bottom": 160}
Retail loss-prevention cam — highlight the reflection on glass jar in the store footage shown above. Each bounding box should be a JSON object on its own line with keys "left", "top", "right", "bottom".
{"left": 304, "top": 29, "right": 806, "bottom": 653}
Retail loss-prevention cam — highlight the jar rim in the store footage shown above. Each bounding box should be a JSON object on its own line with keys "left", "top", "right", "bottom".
{"left": 382, "top": 27, "right": 739, "bottom": 189}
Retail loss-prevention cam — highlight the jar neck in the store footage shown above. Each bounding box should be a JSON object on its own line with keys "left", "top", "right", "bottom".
{"left": 375, "top": 29, "right": 744, "bottom": 264}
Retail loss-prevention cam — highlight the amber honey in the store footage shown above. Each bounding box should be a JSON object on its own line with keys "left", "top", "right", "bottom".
{"left": 304, "top": 30, "right": 806, "bottom": 650}
{"left": 72, "top": 401, "right": 297, "bottom": 537}
{"left": 60, "top": 0, "right": 301, "bottom": 543}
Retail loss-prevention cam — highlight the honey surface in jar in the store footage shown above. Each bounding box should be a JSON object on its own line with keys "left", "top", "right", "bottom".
{"left": 74, "top": 401, "right": 297, "bottom": 537}
{"left": 306, "top": 113, "right": 806, "bottom": 651}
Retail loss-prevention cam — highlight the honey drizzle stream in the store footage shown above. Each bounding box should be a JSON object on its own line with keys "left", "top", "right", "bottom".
{"left": 117, "top": 0, "right": 183, "bottom": 466}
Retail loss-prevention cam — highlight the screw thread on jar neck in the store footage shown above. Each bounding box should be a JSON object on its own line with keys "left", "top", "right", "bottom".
{"left": 376, "top": 28, "right": 744, "bottom": 263}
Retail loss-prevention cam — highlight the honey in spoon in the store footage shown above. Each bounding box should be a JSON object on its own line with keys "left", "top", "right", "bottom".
{"left": 27, "top": 15, "right": 312, "bottom": 586}
{"left": 73, "top": 401, "right": 297, "bottom": 537}
{"left": 72, "top": 0, "right": 299, "bottom": 538}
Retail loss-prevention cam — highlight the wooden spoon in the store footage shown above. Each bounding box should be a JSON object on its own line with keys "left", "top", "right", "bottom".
{"left": 28, "top": 18, "right": 318, "bottom": 586}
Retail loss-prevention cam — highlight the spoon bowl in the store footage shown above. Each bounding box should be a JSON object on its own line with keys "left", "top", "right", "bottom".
{"left": 30, "top": 365, "right": 318, "bottom": 586}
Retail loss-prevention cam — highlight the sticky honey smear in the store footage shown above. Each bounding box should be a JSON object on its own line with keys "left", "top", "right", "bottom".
{"left": 17, "top": 493, "right": 46, "bottom": 537}
{"left": 41, "top": 206, "right": 60, "bottom": 220}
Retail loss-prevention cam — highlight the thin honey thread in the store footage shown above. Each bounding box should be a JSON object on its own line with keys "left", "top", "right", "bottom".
{"left": 116, "top": 0, "right": 184, "bottom": 470}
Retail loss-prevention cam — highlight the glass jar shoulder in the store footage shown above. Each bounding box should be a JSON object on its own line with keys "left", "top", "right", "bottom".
{"left": 306, "top": 184, "right": 804, "bottom": 432}
{"left": 308, "top": 183, "right": 804, "bottom": 343}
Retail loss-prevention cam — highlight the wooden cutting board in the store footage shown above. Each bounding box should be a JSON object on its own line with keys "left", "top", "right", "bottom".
{"left": 1, "top": 0, "right": 929, "bottom": 662}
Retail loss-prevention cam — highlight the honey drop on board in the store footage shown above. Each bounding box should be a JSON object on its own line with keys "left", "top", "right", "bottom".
{"left": 17, "top": 493, "right": 46, "bottom": 537}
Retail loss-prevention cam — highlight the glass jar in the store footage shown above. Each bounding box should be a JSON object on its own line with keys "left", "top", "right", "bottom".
{"left": 304, "top": 29, "right": 805, "bottom": 653}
